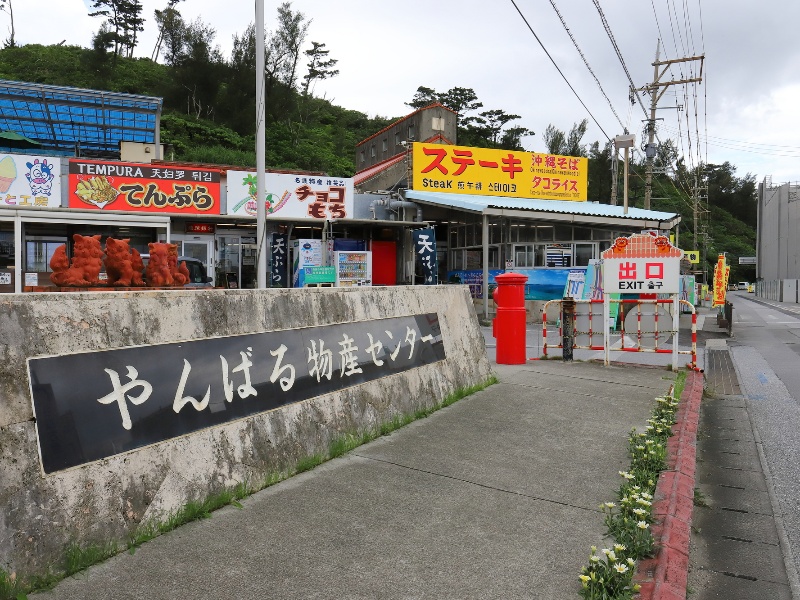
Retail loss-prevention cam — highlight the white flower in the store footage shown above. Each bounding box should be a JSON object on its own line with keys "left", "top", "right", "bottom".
{"left": 614, "top": 543, "right": 626, "bottom": 552}
{"left": 633, "top": 508, "right": 647, "bottom": 516}
{"left": 614, "top": 563, "right": 628, "bottom": 573}
{"left": 627, "top": 558, "right": 636, "bottom": 567}
{"left": 637, "top": 521, "right": 649, "bottom": 529}
{"left": 590, "top": 555, "right": 600, "bottom": 563}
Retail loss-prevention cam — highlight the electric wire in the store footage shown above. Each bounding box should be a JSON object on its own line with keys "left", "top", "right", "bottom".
{"left": 546, "top": 0, "right": 627, "bottom": 132}
{"left": 590, "top": 0, "right": 651, "bottom": 123}
{"left": 508, "top": 0, "right": 611, "bottom": 141}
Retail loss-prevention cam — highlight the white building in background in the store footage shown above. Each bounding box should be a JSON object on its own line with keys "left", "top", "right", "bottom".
{"left": 757, "top": 180, "right": 800, "bottom": 302}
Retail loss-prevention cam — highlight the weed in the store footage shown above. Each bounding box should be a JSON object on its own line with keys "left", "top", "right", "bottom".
{"left": 63, "top": 541, "right": 119, "bottom": 577}
{"left": 294, "top": 454, "right": 324, "bottom": 474}
{"left": 693, "top": 488, "right": 709, "bottom": 508}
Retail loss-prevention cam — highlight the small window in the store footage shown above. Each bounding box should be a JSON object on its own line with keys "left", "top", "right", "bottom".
{"left": 382, "top": 138, "right": 388, "bottom": 152}
{"left": 370, "top": 145, "right": 376, "bottom": 158}
{"left": 408, "top": 123, "right": 415, "bottom": 140}
{"left": 359, "top": 150, "right": 365, "bottom": 163}
{"left": 395, "top": 132, "right": 401, "bottom": 146}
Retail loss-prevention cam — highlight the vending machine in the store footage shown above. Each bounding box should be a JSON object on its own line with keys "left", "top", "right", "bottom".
{"left": 334, "top": 251, "right": 372, "bottom": 287}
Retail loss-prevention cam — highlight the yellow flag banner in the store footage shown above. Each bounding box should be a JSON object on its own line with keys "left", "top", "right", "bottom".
{"left": 712, "top": 255, "right": 728, "bottom": 308}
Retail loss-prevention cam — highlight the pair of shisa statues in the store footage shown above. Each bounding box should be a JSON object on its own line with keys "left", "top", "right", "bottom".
{"left": 49, "top": 234, "right": 191, "bottom": 288}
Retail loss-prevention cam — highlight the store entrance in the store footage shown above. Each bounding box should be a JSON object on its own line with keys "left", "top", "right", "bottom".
{"left": 177, "top": 240, "right": 214, "bottom": 284}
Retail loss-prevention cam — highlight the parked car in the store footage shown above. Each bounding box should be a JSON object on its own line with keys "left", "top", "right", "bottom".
{"left": 139, "top": 254, "right": 214, "bottom": 288}
{"left": 738, "top": 281, "right": 749, "bottom": 290}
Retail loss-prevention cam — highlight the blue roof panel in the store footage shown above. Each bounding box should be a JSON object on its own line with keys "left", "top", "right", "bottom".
{"left": 0, "top": 79, "right": 162, "bottom": 155}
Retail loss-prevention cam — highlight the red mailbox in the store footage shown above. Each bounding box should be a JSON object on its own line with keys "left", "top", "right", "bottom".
{"left": 492, "top": 272, "right": 528, "bottom": 364}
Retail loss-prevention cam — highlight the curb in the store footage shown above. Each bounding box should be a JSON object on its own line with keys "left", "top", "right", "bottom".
{"left": 634, "top": 370, "right": 704, "bottom": 600}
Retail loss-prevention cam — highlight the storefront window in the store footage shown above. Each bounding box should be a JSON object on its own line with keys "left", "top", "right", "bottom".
{"left": 575, "top": 243, "right": 596, "bottom": 266}
{"left": 514, "top": 245, "right": 534, "bottom": 267}
{"left": 26, "top": 240, "right": 64, "bottom": 272}
{"left": 0, "top": 230, "right": 13, "bottom": 269}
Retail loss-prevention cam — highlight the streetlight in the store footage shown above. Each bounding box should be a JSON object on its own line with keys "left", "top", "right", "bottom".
{"left": 614, "top": 134, "right": 635, "bottom": 215}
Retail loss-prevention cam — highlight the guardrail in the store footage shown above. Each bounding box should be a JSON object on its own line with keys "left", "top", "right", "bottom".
{"left": 541, "top": 298, "right": 698, "bottom": 370}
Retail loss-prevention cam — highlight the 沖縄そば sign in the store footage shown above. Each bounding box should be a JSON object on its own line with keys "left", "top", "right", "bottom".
{"left": 226, "top": 171, "right": 354, "bottom": 219}
{"left": 68, "top": 159, "right": 221, "bottom": 214}
{"left": 411, "top": 142, "right": 588, "bottom": 201}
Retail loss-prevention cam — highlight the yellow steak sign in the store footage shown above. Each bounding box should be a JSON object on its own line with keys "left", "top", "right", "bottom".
{"left": 412, "top": 142, "right": 587, "bottom": 201}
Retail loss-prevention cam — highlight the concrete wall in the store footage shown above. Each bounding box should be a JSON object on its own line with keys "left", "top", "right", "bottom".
{"left": 758, "top": 182, "right": 800, "bottom": 281}
{"left": 0, "top": 286, "right": 493, "bottom": 575}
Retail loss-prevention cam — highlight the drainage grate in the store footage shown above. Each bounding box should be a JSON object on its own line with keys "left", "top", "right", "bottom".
{"left": 706, "top": 349, "right": 742, "bottom": 395}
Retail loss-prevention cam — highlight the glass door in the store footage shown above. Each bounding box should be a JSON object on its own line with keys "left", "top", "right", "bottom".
{"left": 181, "top": 240, "right": 213, "bottom": 284}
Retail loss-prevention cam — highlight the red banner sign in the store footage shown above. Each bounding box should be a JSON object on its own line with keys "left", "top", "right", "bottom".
{"left": 68, "top": 160, "right": 221, "bottom": 215}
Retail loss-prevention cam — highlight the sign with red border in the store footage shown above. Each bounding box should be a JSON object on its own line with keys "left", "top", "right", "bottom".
{"left": 68, "top": 159, "right": 221, "bottom": 215}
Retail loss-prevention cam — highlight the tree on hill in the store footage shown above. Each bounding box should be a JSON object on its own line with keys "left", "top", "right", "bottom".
{"left": 88, "top": 0, "right": 145, "bottom": 58}
{"left": 542, "top": 119, "right": 588, "bottom": 156}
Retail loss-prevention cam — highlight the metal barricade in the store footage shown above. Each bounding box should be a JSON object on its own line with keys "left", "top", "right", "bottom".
{"left": 541, "top": 298, "right": 698, "bottom": 370}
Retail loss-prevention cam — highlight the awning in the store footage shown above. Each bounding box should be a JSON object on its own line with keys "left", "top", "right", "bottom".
{"left": 404, "top": 190, "right": 681, "bottom": 230}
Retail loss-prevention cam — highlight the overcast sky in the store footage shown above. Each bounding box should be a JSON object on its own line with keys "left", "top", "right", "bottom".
{"left": 8, "top": 0, "right": 800, "bottom": 184}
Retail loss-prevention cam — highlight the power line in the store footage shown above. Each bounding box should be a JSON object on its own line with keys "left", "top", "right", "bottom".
{"left": 547, "top": 0, "right": 627, "bottom": 132}
{"left": 508, "top": 0, "right": 611, "bottom": 141}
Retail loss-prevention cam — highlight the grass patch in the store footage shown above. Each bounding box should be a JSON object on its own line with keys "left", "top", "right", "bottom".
{"left": 294, "top": 453, "right": 325, "bottom": 474}
{"left": 673, "top": 370, "right": 688, "bottom": 400}
{"left": 64, "top": 541, "right": 119, "bottom": 577}
{"left": 693, "top": 487, "right": 709, "bottom": 508}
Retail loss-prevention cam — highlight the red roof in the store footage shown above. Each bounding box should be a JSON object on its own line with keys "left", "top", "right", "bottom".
{"left": 354, "top": 153, "right": 405, "bottom": 186}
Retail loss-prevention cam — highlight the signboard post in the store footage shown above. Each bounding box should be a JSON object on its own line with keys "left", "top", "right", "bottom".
{"left": 601, "top": 233, "right": 684, "bottom": 367}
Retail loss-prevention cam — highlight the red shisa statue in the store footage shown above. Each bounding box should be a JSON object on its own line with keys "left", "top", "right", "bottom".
{"left": 105, "top": 237, "right": 144, "bottom": 287}
{"left": 50, "top": 234, "right": 104, "bottom": 286}
{"left": 145, "top": 242, "right": 189, "bottom": 287}
{"left": 49, "top": 237, "right": 190, "bottom": 288}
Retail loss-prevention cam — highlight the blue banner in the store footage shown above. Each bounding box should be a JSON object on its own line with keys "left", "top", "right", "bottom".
{"left": 412, "top": 228, "right": 438, "bottom": 285}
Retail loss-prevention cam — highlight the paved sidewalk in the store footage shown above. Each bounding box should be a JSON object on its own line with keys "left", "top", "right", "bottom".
{"left": 33, "top": 359, "right": 678, "bottom": 599}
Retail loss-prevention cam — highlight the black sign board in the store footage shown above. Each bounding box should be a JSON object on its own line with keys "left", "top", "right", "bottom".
{"left": 270, "top": 233, "right": 288, "bottom": 288}
{"left": 29, "top": 314, "right": 445, "bottom": 474}
{"left": 412, "top": 228, "right": 438, "bottom": 285}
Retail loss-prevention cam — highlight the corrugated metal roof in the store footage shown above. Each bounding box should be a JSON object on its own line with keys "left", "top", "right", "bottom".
{"left": 0, "top": 80, "right": 162, "bottom": 155}
{"left": 405, "top": 190, "right": 680, "bottom": 227}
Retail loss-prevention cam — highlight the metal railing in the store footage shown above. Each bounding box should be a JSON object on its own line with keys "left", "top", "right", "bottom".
{"left": 541, "top": 298, "right": 698, "bottom": 370}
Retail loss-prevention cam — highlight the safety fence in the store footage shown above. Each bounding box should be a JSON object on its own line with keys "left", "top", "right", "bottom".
{"left": 541, "top": 298, "right": 697, "bottom": 369}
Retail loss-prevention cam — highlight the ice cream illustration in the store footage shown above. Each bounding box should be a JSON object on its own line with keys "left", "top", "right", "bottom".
{"left": 0, "top": 156, "right": 17, "bottom": 193}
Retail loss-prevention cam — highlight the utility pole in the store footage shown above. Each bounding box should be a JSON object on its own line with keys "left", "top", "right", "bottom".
{"left": 638, "top": 42, "right": 704, "bottom": 210}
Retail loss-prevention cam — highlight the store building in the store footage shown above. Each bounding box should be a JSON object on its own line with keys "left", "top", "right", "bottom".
{"left": 353, "top": 106, "right": 683, "bottom": 317}
{"left": 0, "top": 81, "right": 425, "bottom": 292}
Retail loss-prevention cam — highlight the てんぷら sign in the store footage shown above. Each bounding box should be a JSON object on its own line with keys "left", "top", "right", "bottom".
{"left": 68, "top": 159, "right": 221, "bottom": 214}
